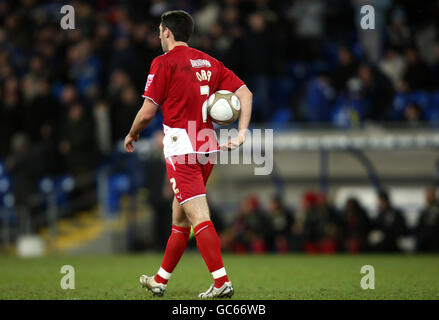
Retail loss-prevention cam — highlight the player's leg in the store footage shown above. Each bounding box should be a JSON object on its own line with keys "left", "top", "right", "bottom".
{"left": 153, "top": 197, "right": 191, "bottom": 284}
{"left": 182, "top": 196, "right": 233, "bottom": 298}
{"left": 171, "top": 196, "right": 191, "bottom": 227}
{"left": 141, "top": 197, "right": 192, "bottom": 296}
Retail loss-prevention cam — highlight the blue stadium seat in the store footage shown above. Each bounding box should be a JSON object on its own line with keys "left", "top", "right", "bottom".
{"left": 55, "top": 175, "right": 75, "bottom": 207}
{"left": 304, "top": 78, "right": 335, "bottom": 122}
{"left": 39, "top": 177, "right": 55, "bottom": 194}
{"left": 322, "top": 43, "right": 339, "bottom": 70}
{"left": 37, "top": 175, "right": 75, "bottom": 210}
{"left": 332, "top": 104, "right": 351, "bottom": 128}
{"left": 331, "top": 94, "right": 369, "bottom": 128}
{"left": 307, "top": 60, "right": 330, "bottom": 78}
{"left": 270, "top": 107, "right": 293, "bottom": 129}
{"left": 270, "top": 77, "right": 294, "bottom": 109}
{"left": 351, "top": 42, "right": 365, "bottom": 61}
{"left": 0, "top": 161, "right": 4, "bottom": 177}
{"left": 427, "top": 91, "right": 439, "bottom": 123}
{"left": 408, "top": 91, "right": 430, "bottom": 112}
{"left": 286, "top": 61, "right": 310, "bottom": 91}
{"left": 0, "top": 175, "right": 11, "bottom": 195}
{"left": 141, "top": 111, "right": 163, "bottom": 138}
{"left": 391, "top": 92, "right": 410, "bottom": 121}
{"left": 51, "top": 82, "right": 65, "bottom": 101}
{"left": 106, "top": 173, "right": 132, "bottom": 215}
{"left": 0, "top": 193, "right": 16, "bottom": 227}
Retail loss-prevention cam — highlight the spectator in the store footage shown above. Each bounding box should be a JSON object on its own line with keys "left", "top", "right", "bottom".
{"left": 32, "top": 123, "right": 61, "bottom": 178}
{"left": 93, "top": 100, "right": 112, "bottom": 157}
{"left": 432, "top": 42, "right": 439, "bottom": 90}
{"left": 110, "top": 85, "right": 141, "bottom": 143}
{"left": 107, "top": 69, "right": 131, "bottom": 101}
{"left": 144, "top": 130, "right": 173, "bottom": 251}
{"left": 59, "top": 84, "right": 79, "bottom": 109}
{"left": 240, "top": 12, "right": 275, "bottom": 122}
{"left": 341, "top": 197, "right": 371, "bottom": 253}
{"left": 22, "top": 78, "right": 59, "bottom": 142}
{"left": 402, "top": 47, "right": 431, "bottom": 91}
{"left": 68, "top": 39, "right": 101, "bottom": 99}
{"left": 287, "top": 0, "right": 325, "bottom": 61}
{"left": 267, "top": 194, "right": 295, "bottom": 253}
{"left": 296, "top": 191, "right": 340, "bottom": 254}
{"left": 5, "top": 133, "right": 37, "bottom": 210}
{"left": 416, "top": 187, "right": 439, "bottom": 252}
{"left": 378, "top": 48, "right": 406, "bottom": 90}
{"left": 0, "top": 78, "right": 22, "bottom": 157}
{"left": 332, "top": 47, "right": 358, "bottom": 93}
{"left": 357, "top": 64, "right": 394, "bottom": 121}
{"left": 109, "top": 37, "right": 140, "bottom": 85}
{"left": 5, "top": 133, "right": 39, "bottom": 232}
{"left": 304, "top": 72, "right": 335, "bottom": 122}
{"left": 222, "top": 195, "right": 272, "bottom": 254}
{"left": 59, "top": 102, "right": 96, "bottom": 174}
{"left": 403, "top": 102, "right": 424, "bottom": 126}
{"left": 317, "top": 192, "right": 343, "bottom": 247}
{"left": 0, "top": 0, "right": 438, "bottom": 248}
{"left": 386, "top": 6, "right": 411, "bottom": 51}
{"left": 368, "top": 190, "right": 407, "bottom": 252}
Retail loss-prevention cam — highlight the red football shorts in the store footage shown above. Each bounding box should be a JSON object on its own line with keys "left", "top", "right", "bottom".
{"left": 165, "top": 153, "right": 216, "bottom": 204}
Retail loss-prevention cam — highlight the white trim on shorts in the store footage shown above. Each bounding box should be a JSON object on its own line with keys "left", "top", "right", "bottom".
{"left": 180, "top": 193, "right": 206, "bottom": 205}
{"left": 167, "top": 156, "right": 176, "bottom": 171}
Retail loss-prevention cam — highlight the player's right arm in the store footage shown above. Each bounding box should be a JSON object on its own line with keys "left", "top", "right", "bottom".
{"left": 216, "top": 62, "right": 253, "bottom": 150}
{"left": 224, "top": 85, "right": 252, "bottom": 150}
{"left": 125, "top": 56, "right": 168, "bottom": 153}
{"left": 124, "top": 98, "right": 158, "bottom": 153}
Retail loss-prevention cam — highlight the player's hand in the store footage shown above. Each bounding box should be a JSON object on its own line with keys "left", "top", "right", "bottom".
{"left": 220, "top": 133, "right": 245, "bottom": 151}
{"left": 124, "top": 133, "right": 139, "bottom": 153}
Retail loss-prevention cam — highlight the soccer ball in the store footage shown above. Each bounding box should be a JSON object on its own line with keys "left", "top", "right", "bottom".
{"left": 205, "top": 90, "right": 240, "bottom": 125}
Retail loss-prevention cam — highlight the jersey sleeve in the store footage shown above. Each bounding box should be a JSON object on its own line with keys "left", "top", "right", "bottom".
{"left": 217, "top": 62, "right": 245, "bottom": 93}
{"left": 142, "top": 57, "right": 168, "bottom": 105}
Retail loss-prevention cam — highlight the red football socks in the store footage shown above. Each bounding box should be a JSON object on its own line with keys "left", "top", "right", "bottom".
{"left": 194, "top": 220, "right": 230, "bottom": 288}
{"left": 154, "top": 225, "right": 191, "bottom": 285}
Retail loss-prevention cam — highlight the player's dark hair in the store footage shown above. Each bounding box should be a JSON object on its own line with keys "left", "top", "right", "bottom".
{"left": 160, "top": 10, "right": 194, "bottom": 42}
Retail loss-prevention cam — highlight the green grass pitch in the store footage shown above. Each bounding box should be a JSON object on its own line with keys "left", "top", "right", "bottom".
{"left": 0, "top": 253, "right": 438, "bottom": 299}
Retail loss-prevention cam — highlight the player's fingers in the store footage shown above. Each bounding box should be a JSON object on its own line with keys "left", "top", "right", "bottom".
{"left": 125, "top": 141, "right": 133, "bottom": 153}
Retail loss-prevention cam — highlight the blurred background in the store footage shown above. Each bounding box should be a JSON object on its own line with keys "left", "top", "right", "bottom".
{"left": 0, "top": 0, "right": 438, "bottom": 257}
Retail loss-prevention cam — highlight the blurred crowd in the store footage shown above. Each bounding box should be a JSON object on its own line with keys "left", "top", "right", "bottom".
{"left": 1, "top": 0, "right": 439, "bottom": 238}
{"left": 1, "top": 0, "right": 439, "bottom": 158}
{"left": 218, "top": 187, "right": 439, "bottom": 254}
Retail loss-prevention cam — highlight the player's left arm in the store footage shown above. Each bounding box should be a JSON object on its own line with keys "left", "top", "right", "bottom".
{"left": 222, "top": 85, "right": 253, "bottom": 150}
{"left": 124, "top": 98, "right": 158, "bottom": 153}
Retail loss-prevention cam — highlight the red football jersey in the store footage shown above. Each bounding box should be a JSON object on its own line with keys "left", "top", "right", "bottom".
{"left": 142, "top": 45, "right": 245, "bottom": 158}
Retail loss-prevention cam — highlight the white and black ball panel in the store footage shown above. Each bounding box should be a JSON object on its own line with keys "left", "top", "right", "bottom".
{"left": 207, "top": 93, "right": 216, "bottom": 106}
{"left": 209, "top": 98, "right": 234, "bottom": 121}
{"left": 217, "top": 90, "right": 232, "bottom": 95}
{"left": 206, "top": 90, "right": 241, "bottom": 125}
{"left": 230, "top": 95, "right": 240, "bottom": 110}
